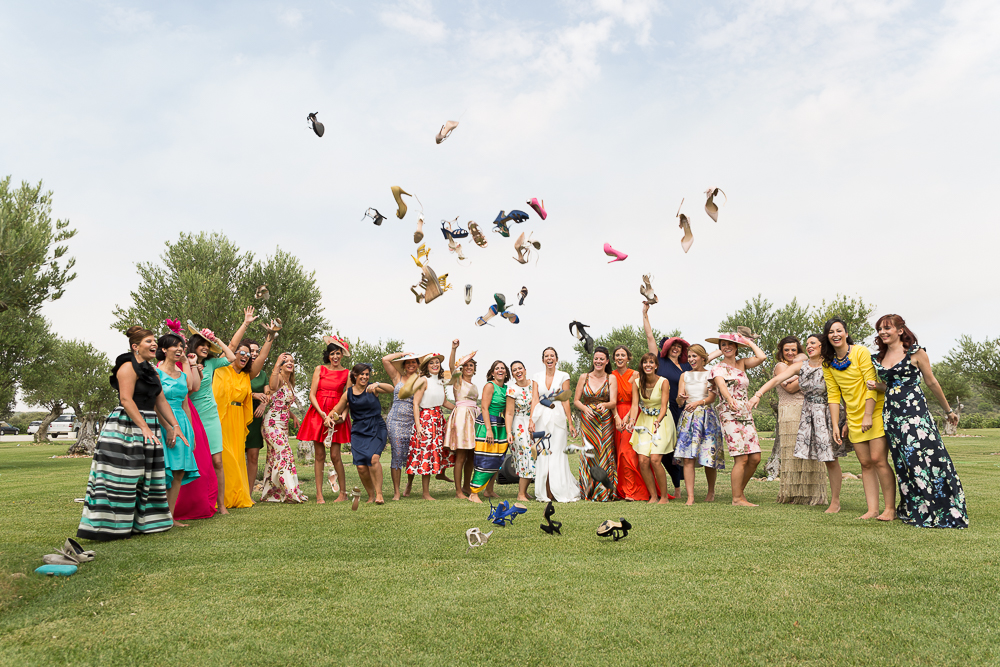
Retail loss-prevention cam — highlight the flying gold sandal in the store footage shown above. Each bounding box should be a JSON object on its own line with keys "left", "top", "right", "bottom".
{"left": 468, "top": 222, "right": 488, "bottom": 248}
{"left": 411, "top": 244, "right": 430, "bottom": 268}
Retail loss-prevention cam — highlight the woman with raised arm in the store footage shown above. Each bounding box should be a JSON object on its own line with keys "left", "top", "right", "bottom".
{"left": 407, "top": 353, "right": 455, "bottom": 500}
{"left": 870, "top": 314, "right": 967, "bottom": 528}
{"left": 78, "top": 326, "right": 189, "bottom": 540}
{"left": 155, "top": 331, "right": 201, "bottom": 526}
{"left": 185, "top": 323, "right": 238, "bottom": 514}
{"left": 505, "top": 360, "right": 536, "bottom": 503}
{"left": 611, "top": 346, "right": 645, "bottom": 501}
{"left": 821, "top": 318, "right": 894, "bottom": 520}
{"left": 260, "top": 353, "right": 308, "bottom": 503}
{"left": 750, "top": 334, "right": 849, "bottom": 513}
{"left": 444, "top": 341, "right": 478, "bottom": 499}
{"left": 628, "top": 353, "right": 671, "bottom": 503}
{"left": 532, "top": 347, "right": 581, "bottom": 503}
{"left": 244, "top": 339, "right": 271, "bottom": 497}
{"left": 708, "top": 332, "right": 768, "bottom": 506}
{"left": 575, "top": 346, "right": 619, "bottom": 501}
{"left": 382, "top": 351, "right": 420, "bottom": 501}
{"left": 675, "top": 344, "right": 724, "bottom": 504}
{"left": 296, "top": 335, "right": 351, "bottom": 503}
{"left": 330, "top": 363, "right": 393, "bottom": 505}
{"left": 642, "top": 302, "right": 688, "bottom": 498}
{"left": 469, "top": 360, "right": 510, "bottom": 502}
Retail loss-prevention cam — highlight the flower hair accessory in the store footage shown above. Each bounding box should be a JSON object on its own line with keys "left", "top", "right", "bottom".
{"left": 165, "top": 319, "right": 183, "bottom": 335}
{"left": 323, "top": 335, "right": 351, "bottom": 357}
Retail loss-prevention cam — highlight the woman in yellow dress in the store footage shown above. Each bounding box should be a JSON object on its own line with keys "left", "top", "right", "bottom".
{"left": 821, "top": 317, "right": 893, "bottom": 521}
{"left": 214, "top": 329, "right": 276, "bottom": 509}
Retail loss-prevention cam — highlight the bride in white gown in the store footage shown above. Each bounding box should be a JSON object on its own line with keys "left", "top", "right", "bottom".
{"left": 532, "top": 347, "right": 581, "bottom": 503}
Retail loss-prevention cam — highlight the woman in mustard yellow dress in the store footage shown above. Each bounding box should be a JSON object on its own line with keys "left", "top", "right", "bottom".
{"left": 214, "top": 333, "right": 275, "bottom": 509}
{"left": 821, "top": 317, "right": 893, "bottom": 521}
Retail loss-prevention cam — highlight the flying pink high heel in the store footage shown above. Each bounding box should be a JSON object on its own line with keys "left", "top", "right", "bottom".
{"left": 603, "top": 243, "right": 627, "bottom": 263}
{"left": 527, "top": 197, "right": 547, "bottom": 220}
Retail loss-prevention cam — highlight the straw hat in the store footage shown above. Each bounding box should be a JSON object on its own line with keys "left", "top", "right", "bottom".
{"left": 390, "top": 352, "right": 420, "bottom": 376}
{"left": 705, "top": 332, "right": 749, "bottom": 348}
{"left": 419, "top": 352, "right": 445, "bottom": 370}
{"left": 323, "top": 335, "right": 351, "bottom": 357}
{"left": 186, "top": 320, "right": 222, "bottom": 355}
{"left": 659, "top": 336, "right": 690, "bottom": 359}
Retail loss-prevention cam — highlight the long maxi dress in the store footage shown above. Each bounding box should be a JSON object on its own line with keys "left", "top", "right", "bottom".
{"left": 156, "top": 368, "right": 200, "bottom": 489}
{"left": 873, "top": 346, "right": 968, "bottom": 528}
{"left": 471, "top": 380, "right": 509, "bottom": 492}
{"left": 174, "top": 397, "right": 219, "bottom": 520}
{"left": 532, "top": 370, "right": 581, "bottom": 503}
{"left": 506, "top": 381, "right": 535, "bottom": 481}
{"left": 613, "top": 368, "right": 647, "bottom": 501}
{"left": 213, "top": 365, "right": 254, "bottom": 509}
{"left": 78, "top": 353, "right": 172, "bottom": 540}
{"left": 386, "top": 380, "right": 415, "bottom": 471}
{"left": 260, "top": 384, "right": 308, "bottom": 503}
{"left": 578, "top": 376, "right": 617, "bottom": 501}
{"left": 776, "top": 372, "right": 827, "bottom": 505}
{"left": 188, "top": 356, "right": 230, "bottom": 456}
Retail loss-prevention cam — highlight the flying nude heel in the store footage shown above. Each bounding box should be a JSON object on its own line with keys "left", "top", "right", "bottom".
{"left": 513, "top": 232, "right": 528, "bottom": 264}
{"left": 391, "top": 186, "right": 411, "bottom": 219}
{"left": 436, "top": 120, "right": 459, "bottom": 144}
{"left": 640, "top": 274, "right": 658, "bottom": 304}
{"left": 704, "top": 187, "right": 726, "bottom": 222}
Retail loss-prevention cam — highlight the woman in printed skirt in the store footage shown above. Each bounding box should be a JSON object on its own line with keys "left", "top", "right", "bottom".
{"left": 675, "top": 344, "right": 724, "bottom": 504}
{"left": 469, "top": 360, "right": 510, "bottom": 503}
{"left": 260, "top": 353, "right": 308, "bottom": 503}
{"left": 407, "top": 353, "right": 455, "bottom": 500}
{"left": 505, "top": 360, "right": 536, "bottom": 502}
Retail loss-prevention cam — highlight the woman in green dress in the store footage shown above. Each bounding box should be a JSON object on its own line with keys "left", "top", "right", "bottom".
{"left": 468, "top": 360, "right": 510, "bottom": 503}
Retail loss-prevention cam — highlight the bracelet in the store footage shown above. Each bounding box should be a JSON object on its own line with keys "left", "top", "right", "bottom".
{"left": 947, "top": 409, "right": 954, "bottom": 415}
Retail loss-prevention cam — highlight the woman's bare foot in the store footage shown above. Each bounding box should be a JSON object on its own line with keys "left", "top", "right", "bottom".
{"left": 824, "top": 503, "right": 841, "bottom": 514}
{"left": 658, "top": 497, "right": 670, "bottom": 504}
{"left": 316, "top": 497, "right": 325, "bottom": 504}
{"left": 391, "top": 493, "right": 401, "bottom": 501}
{"left": 685, "top": 499, "right": 694, "bottom": 506}
{"left": 647, "top": 497, "right": 659, "bottom": 505}
{"left": 732, "top": 499, "right": 758, "bottom": 507}
{"left": 435, "top": 472, "right": 453, "bottom": 483}
{"left": 455, "top": 491, "right": 468, "bottom": 500}
{"left": 333, "top": 494, "right": 348, "bottom": 503}
{"left": 468, "top": 494, "right": 482, "bottom": 504}
{"left": 218, "top": 507, "right": 230, "bottom": 515}
{"left": 375, "top": 495, "right": 385, "bottom": 505}
{"left": 422, "top": 493, "right": 436, "bottom": 501}
{"left": 173, "top": 521, "right": 189, "bottom": 527}
{"left": 705, "top": 492, "right": 716, "bottom": 502}
{"left": 877, "top": 510, "right": 896, "bottom": 521}
{"left": 857, "top": 511, "right": 878, "bottom": 519}
{"left": 483, "top": 491, "right": 500, "bottom": 499}
{"left": 516, "top": 495, "right": 531, "bottom": 502}
{"left": 366, "top": 497, "right": 375, "bottom": 504}
{"left": 461, "top": 487, "right": 472, "bottom": 496}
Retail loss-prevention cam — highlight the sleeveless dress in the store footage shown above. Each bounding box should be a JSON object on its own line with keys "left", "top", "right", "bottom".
{"left": 260, "top": 384, "right": 308, "bottom": 503}
{"left": 213, "top": 365, "right": 254, "bottom": 509}
{"left": 296, "top": 366, "right": 351, "bottom": 444}
{"left": 471, "top": 381, "right": 509, "bottom": 491}
{"left": 246, "top": 372, "right": 268, "bottom": 451}
{"left": 675, "top": 370, "right": 725, "bottom": 468}
{"left": 822, "top": 345, "right": 885, "bottom": 443}
{"left": 78, "top": 353, "right": 171, "bottom": 541}
{"left": 174, "top": 397, "right": 219, "bottom": 520}
{"left": 873, "top": 346, "right": 968, "bottom": 528}
{"left": 629, "top": 376, "right": 677, "bottom": 457}
{"left": 189, "top": 356, "right": 230, "bottom": 455}
{"left": 709, "top": 363, "right": 761, "bottom": 456}
{"left": 613, "top": 368, "right": 647, "bottom": 501}
{"left": 578, "top": 375, "right": 616, "bottom": 501}
{"left": 445, "top": 379, "right": 478, "bottom": 451}
{"left": 347, "top": 387, "right": 388, "bottom": 467}
{"left": 531, "top": 370, "right": 580, "bottom": 503}
{"left": 655, "top": 357, "right": 689, "bottom": 489}
{"left": 407, "top": 376, "right": 452, "bottom": 475}
{"left": 795, "top": 362, "right": 851, "bottom": 462}
{"left": 156, "top": 368, "right": 200, "bottom": 487}
{"left": 506, "top": 381, "right": 535, "bottom": 479}
{"left": 776, "top": 367, "right": 827, "bottom": 505}
{"left": 386, "top": 380, "right": 415, "bottom": 470}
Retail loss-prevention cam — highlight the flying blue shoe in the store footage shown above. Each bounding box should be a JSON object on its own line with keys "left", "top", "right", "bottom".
{"left": 506, "top": 209, "right": 529, "bottom": 223}
{"left": 489, "top": 500, "right": 511, "bottom": 526}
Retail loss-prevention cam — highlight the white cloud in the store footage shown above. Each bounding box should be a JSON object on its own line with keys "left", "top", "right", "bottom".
{"left": 278, "top": 8, "right": 303, "bottom": 27}
{"left": 379, "top": 0, "right": 447, "bottom": 42}
{"left": 103, "top": 5, "right": 155, "bottom": 33}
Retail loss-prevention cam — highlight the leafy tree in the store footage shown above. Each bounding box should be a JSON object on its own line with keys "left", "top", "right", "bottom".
{"left": 58, "top": 340, "right": 118, "bottom": 455}
{"left": 0, "top": 309, "right": 49, "bottom": 418}
{"left": 112, "top": 231, "right": 328, "bottom": 371}
{"left": 946, "top": 335, "right": 1000, "bottom": 406}
{"left": 0, "top": 176, "right": 77, "bottom": 314}
{"left": 19, "top": 336, "right": 66, "bottom": 442}
{"left": 921, "top": 361, "right": 973, "bottom": 417}
{"left": 566, "top": 324, "right": 677, "bottom": 403}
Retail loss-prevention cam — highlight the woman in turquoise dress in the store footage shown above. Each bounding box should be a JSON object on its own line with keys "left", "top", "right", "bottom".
{"left": 469, "top": 361, "right": 510, "bottom": 502}
{"left": 155, "top": 333, "right": 201, "bottom": 527}
{"left": 870, "top": 315, "right": 967, "bottom": 528}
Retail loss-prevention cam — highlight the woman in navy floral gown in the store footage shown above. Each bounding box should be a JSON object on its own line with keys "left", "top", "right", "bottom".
{"left": 870, "top": 315, "right": 968, "bottom": 529}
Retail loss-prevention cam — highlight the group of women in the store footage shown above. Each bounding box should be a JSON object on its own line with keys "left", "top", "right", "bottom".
{"left": 78, "top": 303, "right": 968, "bottom": 542}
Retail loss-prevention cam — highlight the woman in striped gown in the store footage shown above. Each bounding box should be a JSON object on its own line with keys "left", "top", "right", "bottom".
{"left": 575, "top": 346, "right": 618, "bottom": 501}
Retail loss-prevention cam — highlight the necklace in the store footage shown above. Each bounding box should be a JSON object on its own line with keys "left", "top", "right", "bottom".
{"left": 831, "top": 345, "right": 852, "bottom": 371}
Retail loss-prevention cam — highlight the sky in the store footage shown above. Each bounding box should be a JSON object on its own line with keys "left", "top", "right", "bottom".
{"left": 3, "top": 0, "right": 999, "bottom": 408}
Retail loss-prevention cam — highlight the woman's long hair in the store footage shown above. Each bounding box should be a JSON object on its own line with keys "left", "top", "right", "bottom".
{"left": 637, "top": 352, "right": 658, "bottom": 399}
{"left": 589, "top": 346, "right": 610, "bottom": 373}
{"left": 486, "top": 360, "right": 510, "bottom": 384}
{"left": 874, "top": 314, "right": 918, "bottom": 362}
{"left": 820, "top": 317, "right": 856, "bottom": 366}
{"left": 775, "top": 336, "right": 803, "bottom": 365}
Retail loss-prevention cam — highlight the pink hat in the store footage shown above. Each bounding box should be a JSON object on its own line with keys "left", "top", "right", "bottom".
{"left": 659, "top": 336, "right": 690, "bottom": 359}
{"left": 705, "top": 333, "right": 749, "bottom": 348}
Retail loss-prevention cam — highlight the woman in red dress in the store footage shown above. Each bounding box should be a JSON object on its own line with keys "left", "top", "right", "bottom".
{"left": 296, "top": 335, "right": 351, "bottom": 503}
{"left": 612, "top": 346, "right": 648, "bottom": 501}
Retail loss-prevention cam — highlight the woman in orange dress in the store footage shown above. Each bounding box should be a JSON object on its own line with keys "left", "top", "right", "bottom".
{"left": 612, "top": 346, "right": 646, "bottom": 501}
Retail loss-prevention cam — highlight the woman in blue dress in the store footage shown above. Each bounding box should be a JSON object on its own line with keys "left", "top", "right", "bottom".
{"left": 155, "top": 332, "right": 201, "bottom": 527}
{"left": 869, "top": 314, "right": 967, "bottom": 528}
{"left": 331, "top": 363, "right": 393, "bottom": 505}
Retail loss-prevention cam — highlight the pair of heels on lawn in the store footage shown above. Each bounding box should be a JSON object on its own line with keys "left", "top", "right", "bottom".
{"left": 597, "top": 518, "right": 633, "bottom": 541}
{"left": 488, "top": 500, "right": 528, "bottom": 526}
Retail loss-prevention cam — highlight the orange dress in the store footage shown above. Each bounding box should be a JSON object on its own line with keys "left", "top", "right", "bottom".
{"left": 614, "top": 369, "right": 649, "bottom": 501}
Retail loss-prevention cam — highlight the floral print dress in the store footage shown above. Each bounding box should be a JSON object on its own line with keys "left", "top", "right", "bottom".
{"left": 261, "top": 384, "right": 308, "bottom": 503}
{"left": 506, "top": 381, "right": 535, "bottom": 479}
{"left": 709, "top": 363, "right": 761, "bottom": 457}
{"left": 873, "top": 346, "right": 968, "bottom": 529}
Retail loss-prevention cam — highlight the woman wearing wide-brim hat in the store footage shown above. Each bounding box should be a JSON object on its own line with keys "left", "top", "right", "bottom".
{"left": 296, "top": 335, "right": 352, "bottom": 504}
{"left": 381, "top": 351, "right": 421, "bottom": 500}
{"left": 444, "top": 341, "right": 479, "bottom": 499}
{"left": 706, "top": 332, "right": 767, "bottom": 506}
{"left": 406, "top": 352, "right": 456, "bottom": 500}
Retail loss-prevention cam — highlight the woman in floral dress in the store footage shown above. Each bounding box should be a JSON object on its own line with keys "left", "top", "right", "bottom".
{"left": 870, "top": 315, "right": 967, "bottom": 528}
{"left": 675, "top": 344, "right": 724, "bottom": 504}
{"left": 575, "top": 346, "right": 618, "bottom": 502}
{"left": 708, "top": 333, "right": 767, "bottom": 506}
{"left": 260, "top": 353, "right": 307, "bottom": 503}
{"left": 505, "top": 360, "right": 535, "bottom": 502}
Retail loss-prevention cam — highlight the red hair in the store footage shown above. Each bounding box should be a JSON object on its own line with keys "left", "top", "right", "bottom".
{"left": 874, "top": 314, "right": 918, "bottom": 362}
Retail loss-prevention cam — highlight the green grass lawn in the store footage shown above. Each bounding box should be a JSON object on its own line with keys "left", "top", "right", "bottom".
{"left": 2, "top": 432, "right": 999, "bottom": 666}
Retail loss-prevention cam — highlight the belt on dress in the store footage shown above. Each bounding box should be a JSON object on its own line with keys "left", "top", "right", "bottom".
{"left": 640, "top": 405, "right": 659, "bottom": 416}
{"left": 231, "top": 401, "right": 242, "bottom": 406}
{"left": 455, "top": 400, "right": 477, "bottom": 408}
{"left": 805, "top": 395, "right": 827, "bottom": 404}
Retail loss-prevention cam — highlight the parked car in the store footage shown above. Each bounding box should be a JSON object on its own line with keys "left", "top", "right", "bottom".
{"left": 0, "top": 421, "right": 19, "bottom": 435}
{"left": 48, "top": 414, "right": 79, "bottom": 438}
{"left": 27, "top": 420, "right": 41, "bottom": 434}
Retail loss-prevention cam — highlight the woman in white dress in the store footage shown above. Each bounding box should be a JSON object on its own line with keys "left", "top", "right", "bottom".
{"left": 530, "top": 347, "right": 581, "bottom": 503}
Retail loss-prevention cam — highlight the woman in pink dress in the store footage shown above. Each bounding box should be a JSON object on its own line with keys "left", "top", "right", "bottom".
{"left": 296, "top": 336, "right": 351, "bottom": 503}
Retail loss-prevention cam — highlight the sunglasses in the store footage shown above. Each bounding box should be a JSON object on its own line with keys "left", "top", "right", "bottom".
{"left": 237, "top": 351, "right": 250, "bottom": 357}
